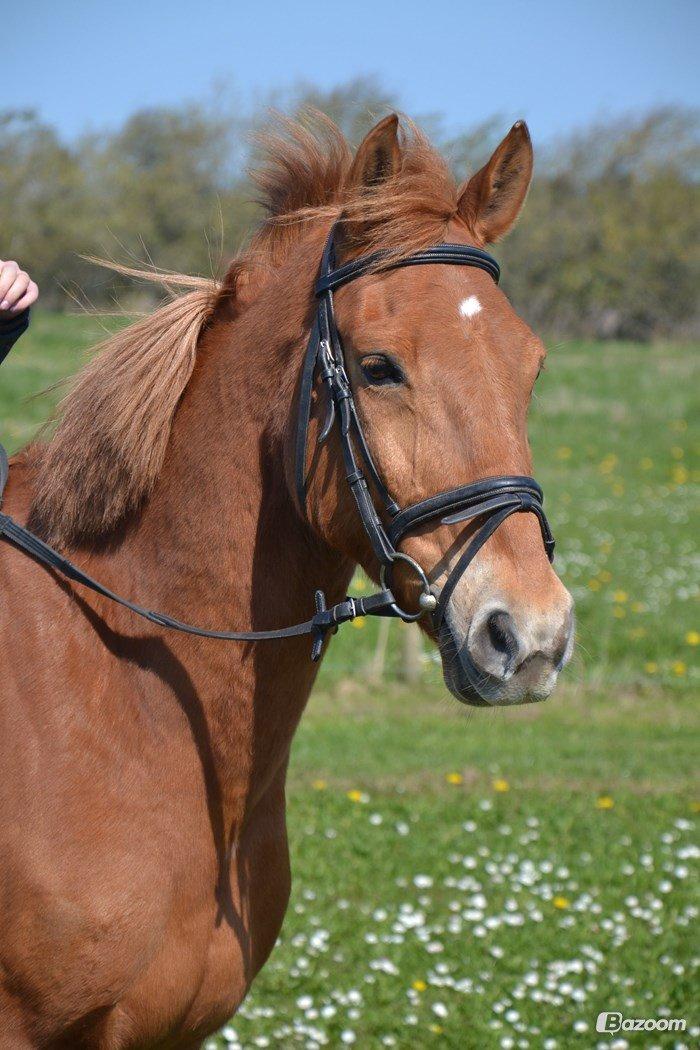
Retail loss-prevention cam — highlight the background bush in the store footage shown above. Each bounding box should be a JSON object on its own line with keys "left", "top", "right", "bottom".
{"left": 1, "top": 79, "right": 698, "bottom": 339}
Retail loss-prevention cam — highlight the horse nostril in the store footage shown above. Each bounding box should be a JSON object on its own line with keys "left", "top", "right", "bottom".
{"left": 466, "top": 606, "right": 571, "bottom": 684}
{"left": 486, "top": 610, "right": 519, "bottom": 663}
{"left": 466, "top": 609, "right": 522, "bottom": 680}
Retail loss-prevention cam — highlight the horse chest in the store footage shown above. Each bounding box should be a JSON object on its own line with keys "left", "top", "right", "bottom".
{"left": 110, "top": 796, "right": 291, "bottom": 1047}
{"left": 109, "top": 903, "right": 250, "bottom": 1047}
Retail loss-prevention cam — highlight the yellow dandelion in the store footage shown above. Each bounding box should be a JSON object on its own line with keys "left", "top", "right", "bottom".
{"left": 672, "top": 465, "right": 688, "bottom": 485}
{"left": 671, "top": 446, "right": 684, "bottom": 460}
{"left": 553, "top": 895, "right": 570, "bottom": 909}
{"left": 631, "top": 601, "right": 646, "bottom": 613}
{"left": 412, "top": 979, "right": 427, "bottom": 992}
{"left": 640, "top": 457, "right": 653, "bottom": 470}
{"left": 598, "top": 454, "right": 618, "bottom": 475}
{"left": 685, "top": 631, "right": 700, "bottom": 646}
{"left": 556, "top": 446, "right": 572, "bottom": 460}
{"left": 690, "top": 801, "right": 700, "bottom": 813}
{"left": 346, "top": 789, "right": 367, "bottom": 803}
{"left": 350, "top": 616, "right": 366, "bottom": 629}
{"left": 429, "top": 1024, "right": 444, "bottom": 1035}
{"left": 312, "top": 779, "right": 328, "bottom": 791}
{"left": 628, "top": 627, "right": 646, "bottom": 639}
{"left": 672, "top": 661, "right": 687, "bottom": 676}
{"left": 599, "top": 569, "right": 612, "bottom": 583}
{"left": 644, "top": 661, "right": 658, "bottom": 674}
{"left": 354, "top": 577, "right": 367, "bottom": 592}
{"left": 493, "top": 778, "right": 510, "bottom": 793}
{"left": 613, "top": 591, "right": 628, "bottom": 603}
{"left": 613, "top": 606, "right": 626, "bottom": 619}
{"left": 670, "top": 418, "right": 687, "bottom": 432}
{"left": 612, "top": 482, "right": 625, "bottom": 497}
{"left": 588, "top": 578, "right": 601, "bottom": 591}
{"left": 445, "top": 772, "right": 463, "bottom": 785}
{"left": 596, "top": 796, "right": 615, "bottom": 809}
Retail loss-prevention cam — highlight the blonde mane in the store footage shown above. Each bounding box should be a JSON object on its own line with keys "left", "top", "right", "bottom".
{"left": 28, "top": 113, "right": 463, "bottom": 547}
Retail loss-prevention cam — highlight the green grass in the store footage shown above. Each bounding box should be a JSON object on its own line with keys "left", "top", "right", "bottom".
{"left": 1, "top": 314, "right": 698, "bottom": 1047}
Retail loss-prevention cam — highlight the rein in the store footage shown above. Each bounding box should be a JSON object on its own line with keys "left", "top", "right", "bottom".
{"left": 0, "top": 229, "right": 554, "bottom": 660}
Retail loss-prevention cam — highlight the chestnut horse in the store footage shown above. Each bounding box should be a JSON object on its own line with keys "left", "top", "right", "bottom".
{"left": 0, "top": 114, "right": 573, "bottom": 1047}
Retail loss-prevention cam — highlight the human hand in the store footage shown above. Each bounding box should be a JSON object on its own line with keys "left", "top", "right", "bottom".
{"left": 0, "top": 261, "right": 39, "bottom": 315}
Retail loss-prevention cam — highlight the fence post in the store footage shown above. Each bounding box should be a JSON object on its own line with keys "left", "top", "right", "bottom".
{"left": 370, "top": 615, "right": 391, "bottom": 681}
{"left": 398, "top": 623, "right": 422, "bottom": 684}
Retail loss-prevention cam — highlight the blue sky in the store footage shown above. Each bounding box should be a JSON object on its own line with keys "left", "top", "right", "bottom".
{"left": 6, "top": 0, "right": 698, "bottom": 142}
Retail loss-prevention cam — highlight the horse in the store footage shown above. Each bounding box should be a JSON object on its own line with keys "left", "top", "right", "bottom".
{"left": 0, "top": 113, "right": 573, "bottom": 1047}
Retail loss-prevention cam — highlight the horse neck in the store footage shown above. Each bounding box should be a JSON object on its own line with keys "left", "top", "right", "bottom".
{"left": 109, "top": 253, "right": 354, "bottom": 799}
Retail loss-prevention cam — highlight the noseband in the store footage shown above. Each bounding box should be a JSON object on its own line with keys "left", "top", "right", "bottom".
{"left": 0, "top": 228, "right": 554, "bottom": 659}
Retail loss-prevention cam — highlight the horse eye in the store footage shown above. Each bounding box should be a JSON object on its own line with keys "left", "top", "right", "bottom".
{"left": 360, "top": 354, "right": 405, "bottom": 386}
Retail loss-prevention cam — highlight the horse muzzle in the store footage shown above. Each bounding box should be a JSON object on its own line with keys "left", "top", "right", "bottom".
{"left": 438, "top": 598, "right": 575, "bottom": 707}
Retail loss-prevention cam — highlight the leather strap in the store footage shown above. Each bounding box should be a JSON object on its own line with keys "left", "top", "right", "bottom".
{"left": 315, "top": 243, "right": 500, "bottom": 294}
{"left": 432, "top": 495, "right": 555, "bottom": 629}
{"left": 434, "top": 505, "right": 516, "bottom": 628}
{"left": 388, "top": 476, "right": 553, "bottom": 551}
{"left": 0, "top": 506, "right": 396, "bottom": 660}
{"left": 0, "top": 442, "right": 8, "bottom": 505}
{"left": 294, "top": 314, "right": 323, "bottom": 512}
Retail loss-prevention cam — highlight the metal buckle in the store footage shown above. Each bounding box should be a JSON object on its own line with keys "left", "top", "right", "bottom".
{"left": 379, "top": 552, "right": 437, "bottom": 622}
{"left": 319, "top": 339, "right": 350, "bottom": 399}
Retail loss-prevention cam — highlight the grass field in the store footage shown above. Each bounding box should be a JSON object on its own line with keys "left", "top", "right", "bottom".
{"left": 1, "top": 314, "right": 698, "bottom": 1048}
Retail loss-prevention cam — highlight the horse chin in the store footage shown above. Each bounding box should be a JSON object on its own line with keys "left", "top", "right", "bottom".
{"left": 437, "top": 621, "right": 556, "bottom": 708}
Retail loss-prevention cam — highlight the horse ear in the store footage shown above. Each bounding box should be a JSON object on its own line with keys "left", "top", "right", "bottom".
{"left": 213, "top": 260, "right": 270, "bottom": 321}
{"left": 457, "top": 121, "right": 533, "bottom": 243}
{"left": 346, "top": 114, "right": 402, "bottom": 189}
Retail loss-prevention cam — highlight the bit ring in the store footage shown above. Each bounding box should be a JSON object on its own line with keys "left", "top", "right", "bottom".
{"left": 380, "top": 552, "right": 437, "bottom": 622}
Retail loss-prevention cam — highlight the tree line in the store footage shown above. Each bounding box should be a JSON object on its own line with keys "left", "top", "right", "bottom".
{"left": 1, "top": 78, "right": 697, "bottom": 340}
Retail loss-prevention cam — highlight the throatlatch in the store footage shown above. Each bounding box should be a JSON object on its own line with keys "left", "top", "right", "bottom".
{"left": 0, "top": 226, "right": 554, "bottom": 659}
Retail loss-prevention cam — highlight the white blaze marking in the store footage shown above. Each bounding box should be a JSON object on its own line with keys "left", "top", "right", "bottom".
{"left": 459, "top": 295, "right": 482, "bottom": 318}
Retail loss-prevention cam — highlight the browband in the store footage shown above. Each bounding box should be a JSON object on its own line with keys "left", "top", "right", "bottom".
{"left": 314, "top": 243, "right": 500, "bottom": 294}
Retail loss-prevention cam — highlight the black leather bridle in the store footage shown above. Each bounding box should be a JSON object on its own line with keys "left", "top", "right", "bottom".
{"left": 0, "top": 227, "right": 554, "bottom": 660}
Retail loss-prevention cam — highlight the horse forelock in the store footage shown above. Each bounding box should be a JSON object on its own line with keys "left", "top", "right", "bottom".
{"left": 250, "top": 110, "right": 463, "bottom": 264}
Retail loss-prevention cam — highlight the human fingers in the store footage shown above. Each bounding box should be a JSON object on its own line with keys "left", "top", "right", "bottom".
{"left": 9, "top": 280, "right": 39, "bottom": 313}
{"left": 0, "top": 270, "right": 31, "bottom": 312}
{"left": 0, "top": 261, "right": 21, "bottom": 304}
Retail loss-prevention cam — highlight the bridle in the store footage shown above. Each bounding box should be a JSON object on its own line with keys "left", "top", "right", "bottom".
{"left": 295, "top": 227, "right": 554, "bottom": 646}
{"left": 0, "top": 227, "right": 554, "bottom": 660}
